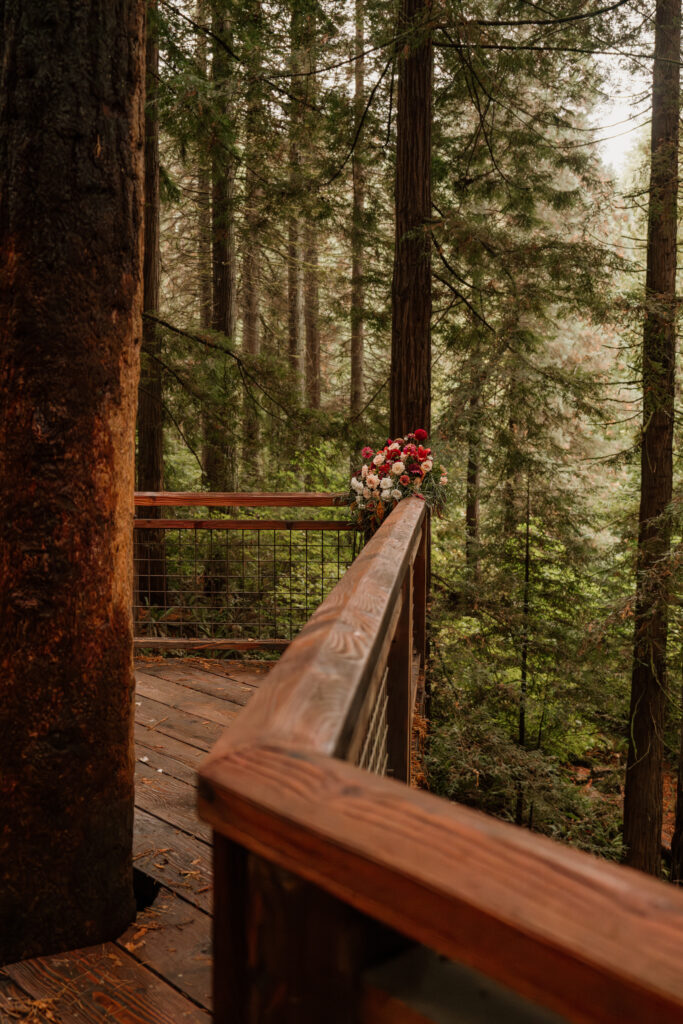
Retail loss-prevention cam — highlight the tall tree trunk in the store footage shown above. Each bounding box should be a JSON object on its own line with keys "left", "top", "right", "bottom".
{"left": 350, "top": 0, "right": 365, "bottom": 420}
{"left": 136, "top": 1, "right": 166, "bottom": 608}
{"left": 390, "top": 0, "right": 432, "bottom": 437}
{"left": 242, "top": 12, "right": 262, "bottom": 458}
{"left": 304, "top": 223, "right": 321, "bottom": 409}
{"left": 623, "top": 0, "right": 680, "bottom": 877}
{"left": 0, "top": 0, "right": 144, "bottom": 961}
{"left": 672, "top": 652, "right": 683, "bottom": 882}
{"left": 197, "top": 3, "right": 212, "bottom": 332}
{"left": 204, "top": 0, "right": 236, "bottom": 491}
{"left": 287, "top": 5, "right": 304, "bottom": 391}
{"left": 465, "top": 365, "right": 482, "bottom": 595}
{"left": 515, "top": 477, "right": 531, "bottom": 827}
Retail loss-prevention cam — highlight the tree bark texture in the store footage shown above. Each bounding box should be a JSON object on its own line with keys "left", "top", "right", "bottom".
{"left": 350, "top": 0, "right": 365, "bottom": 419}
{"left": 242, "top": 12, "right": 262, "bottom": 458}
{"left": 623, "top": 0, "right": 680, "bottom": 877}
{"left": 0, "top": 0, "right": 145, "bottom": 961}
{"left": 390, "top": 0, "right": 432, "bottom": 438}
{"left": 211, "top": 4, "right": 236, "bottom": 343}
{"left": 304, "top": 223, "right": 321, "bottom": 409}
{"left": 465, "top": 363, "right": 483, "bottom": 592}
{"left": 287, "top": 4, "right": 304, "bottom": 390}
{"left": 203, "top": 1, "right": 237, "bottom": 491}
{"left": 136, "top": 1, "right": 166, "bottom": 608}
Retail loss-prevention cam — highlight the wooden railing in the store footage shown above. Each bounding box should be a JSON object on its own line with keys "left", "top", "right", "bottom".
{"left": 198, "top": 496, "right": 683, "bottom": 1023}
{"left": 133, "top": 492, "right": 357, "bottom": 652}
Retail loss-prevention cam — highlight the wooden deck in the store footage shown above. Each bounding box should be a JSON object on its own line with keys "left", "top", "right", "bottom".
{"left": 0, "top": 657, "right": 271, "bottom": 1023}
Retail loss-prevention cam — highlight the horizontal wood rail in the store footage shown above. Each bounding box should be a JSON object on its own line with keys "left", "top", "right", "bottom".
{"left": 198, "top": 497, "right": 683, "bottom": 1024}
{"left": 134, "top": 519, "right": 352, "bottom": 531}
{"left": 135, "top": 491, "right": 345, "bottom": 507}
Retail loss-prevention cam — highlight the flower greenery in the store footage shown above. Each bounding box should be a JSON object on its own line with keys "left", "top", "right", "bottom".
{"left": 348, "top": 429, "right": 448, "bottom": 535}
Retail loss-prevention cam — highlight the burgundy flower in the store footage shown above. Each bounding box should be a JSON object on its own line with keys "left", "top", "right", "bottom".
{"left": 414, "top": 428, "right": 428, "bottom": 441}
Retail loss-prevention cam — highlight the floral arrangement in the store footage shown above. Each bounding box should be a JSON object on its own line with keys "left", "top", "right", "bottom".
{"left": 348, "top": 428, "right": 448, "bottom": 535}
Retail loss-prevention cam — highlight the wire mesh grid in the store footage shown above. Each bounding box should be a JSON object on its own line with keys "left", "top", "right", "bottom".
{"left": 134, "top": 522, "right": 360, "bottom": 644}
{"left": 356, "top": 668, "right": 389, "bottom": 776}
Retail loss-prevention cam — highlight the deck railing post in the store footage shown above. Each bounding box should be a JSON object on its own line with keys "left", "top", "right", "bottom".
{"left": 387, "top": 571, "right": 413, "bottom": 783}
{"left": 212, "top": 835, "right": 400, "bottom": 1023}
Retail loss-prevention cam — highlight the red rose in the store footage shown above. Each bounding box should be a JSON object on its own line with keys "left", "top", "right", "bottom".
{"left": 414, "top": 428, "right": 428, "bottom": 441}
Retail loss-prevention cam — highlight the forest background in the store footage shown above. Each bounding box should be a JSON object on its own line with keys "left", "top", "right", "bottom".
{"left": 139, "top": 0, "right": 682, "bottom": 876}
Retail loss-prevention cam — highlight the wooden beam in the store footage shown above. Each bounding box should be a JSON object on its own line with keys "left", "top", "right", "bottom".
{"left": 135, "top": 492, "right": 345, "bottom": 507}
{"left": 199, "top": 744, "right": 683, "bottom": 1024}
{"left": 134, "top": 519, "right": 352, "bottom": 530}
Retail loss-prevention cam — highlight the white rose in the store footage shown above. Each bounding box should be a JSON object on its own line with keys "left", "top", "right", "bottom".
{"left": 351, "top": 477, "right": 362, "bottom": 492}
{"left": 440, "top": 475, "right": 448, "bottom": 485}
{"left": 391, "top": 489, "right": 403, "bottom": 501}
{"left": 373, "top": 452, "right": 385, "bottom": 466}
{"left": 380, "top": 477, "right": 392, "bottom": 490}
{"left": 421, "top": 459, "right": 433, "bottom": 472}
{"left": 391, "top": 461, "right": 405, "bottom": 475}
{"left": 361, "top": 465, "right": 368, "bottom": 479}
{"left": 389, "top": 442, "right": 400, "bottom": 451}
{"left": 363, "top": 487, "right": 370, "bottom": 498}
{"left": 367, "top": 473, "right": 379, "bottom": 488}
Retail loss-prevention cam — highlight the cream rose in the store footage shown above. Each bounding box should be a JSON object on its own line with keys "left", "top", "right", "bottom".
{"left": 373, "top": 452, "right": 385, "bottom": 466}
{"left": 391, "top": 489, "right": 403, "bottom": 501}
{"left": 391, "top": 461, "right": 405, "bottom": 475}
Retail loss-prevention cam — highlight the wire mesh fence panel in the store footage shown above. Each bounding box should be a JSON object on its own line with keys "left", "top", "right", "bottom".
{"left": 356, "top": 669, "right": 389, "bottom": 776}
{"left": 134, "top": 520, "right": 361, "bottom": 646}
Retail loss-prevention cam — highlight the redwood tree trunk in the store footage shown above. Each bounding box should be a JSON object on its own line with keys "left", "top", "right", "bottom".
{"left": 0, "top": 0, "right": 144, "bottom": 961}
{"left": 136, "top": 2, "right": 166, "bottom": 608}
{"left": 204, "top": 1, "right": 237, "bottom": 491}
{"left": 623, "top": 0, "right": 680, "bottom": 876}
{"left": 242, "top": 17, "right": 262, "bottom": 458}
{"left": 350, "top": 0, "right": 365, "bottom": 420}
{"left": 287, "top": 3, "right": 304, "bottom": 390}
{"left": 304, "top": 224, "right": 321, "bottom": 409}
{"left": 390, "top": 0, "right": 432, "bottom": 437}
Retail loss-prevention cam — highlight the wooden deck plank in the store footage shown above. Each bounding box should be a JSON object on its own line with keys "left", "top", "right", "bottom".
{"left": 135, "top": 728, "right": 202, "bottom": 785}
{"left": 117, "top": 890, "right": 211, "bottom": 1012}
{"left": 135, "top": 724, "right": 205, "bottom": 778}
{"left": 135, "top": 761, "right": 211, "bottom": 843}
{"left": 0, "top": 971, "right": 36, "bottom": 1021}
{"left": 135, "top": 695, "right": 222, "bottom": 752}
{"left": 4, "top": 942, "right": 210, "bottom": 1024}
{"left": 135, "top": 672, "right": 242, "bottom": 726}
{"left": 137, "top": 660, "right": 269, "bottom": 705}
{"left": 133, "top": 811, "right": 212, "bottom": 913}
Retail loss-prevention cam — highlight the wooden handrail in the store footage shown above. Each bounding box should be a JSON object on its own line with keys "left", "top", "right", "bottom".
{"left": 200, "top": 497, "right": 426, "bottom": 763}
{"left": 134, "top": 491, "right": 345, "bottom": 507}
{"left": 199, "top": 744, "right": 683, "bottom": 1024}
{"left": 197, "top": 492, "right": 683, "bottom": 1022}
